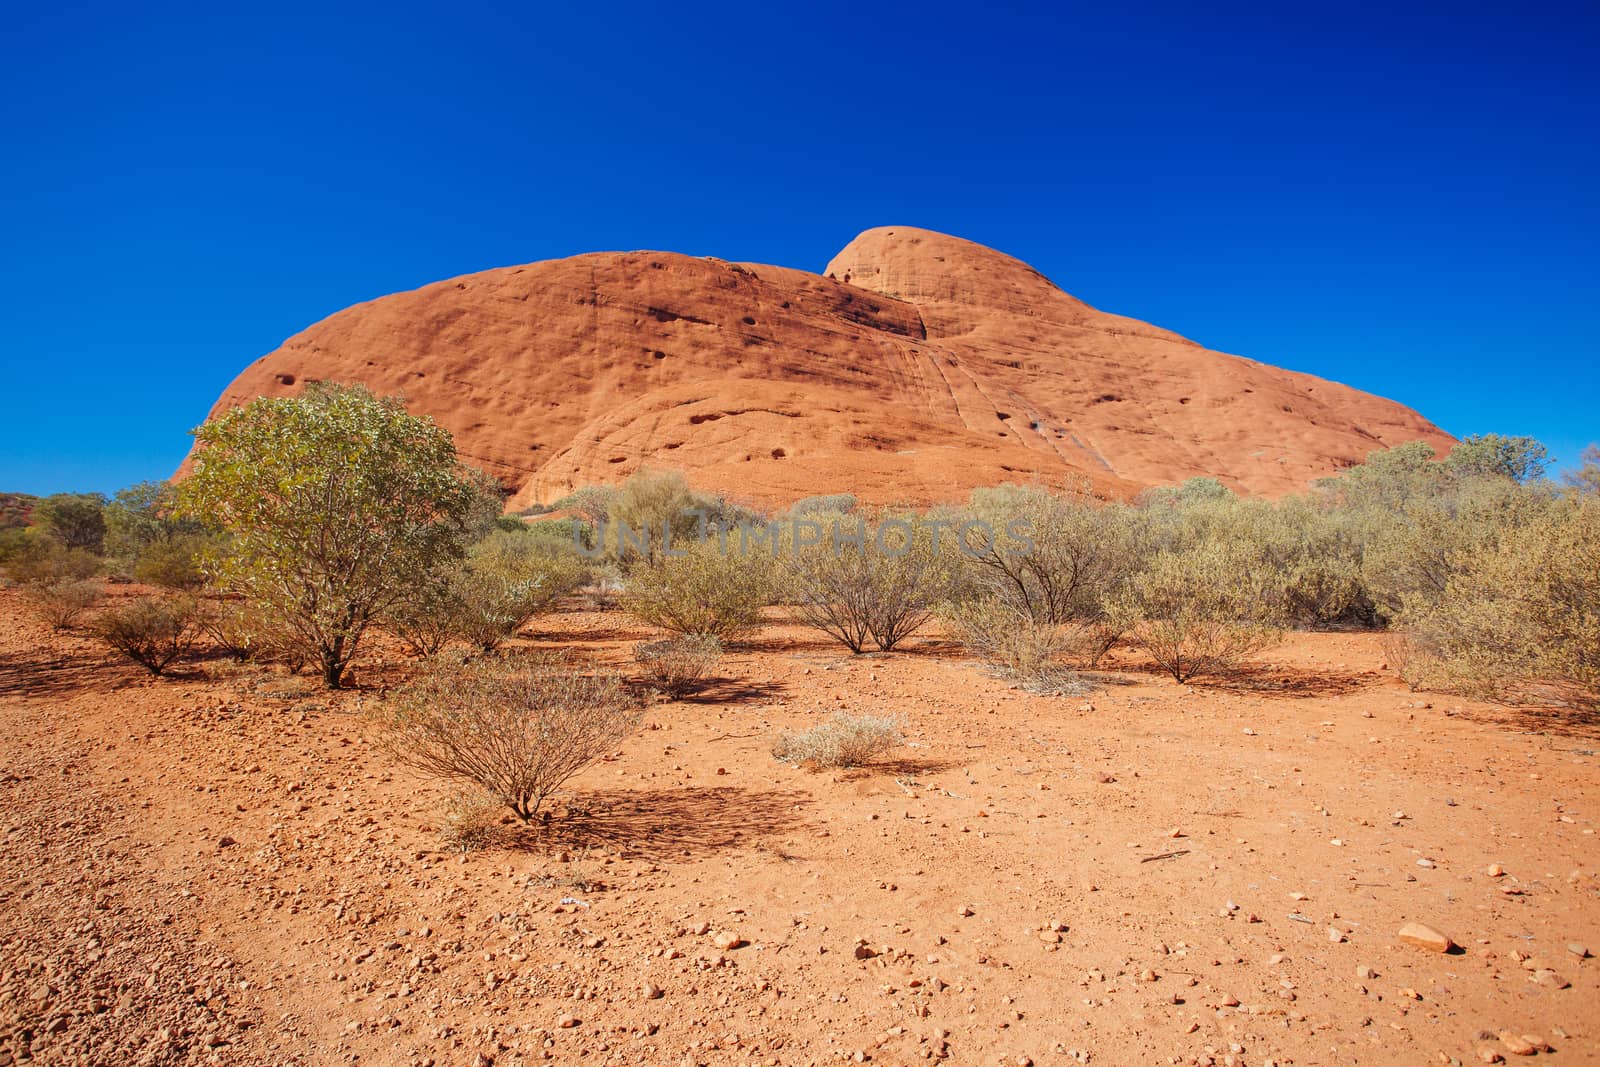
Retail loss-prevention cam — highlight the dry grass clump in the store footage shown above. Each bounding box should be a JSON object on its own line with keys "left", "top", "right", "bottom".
{"left": 23, "top": 579, "right": 104, "bottom": 630}
{"left": 93, "top": 595, "right": 203, "bottom": 675}
{"left": 436, "top": 789, "right": 504, "bottom": 853}
{"left": 772, "top": 712, "right": 903, "bottom": 769}
{"left": 634, "top": 634, "right": 722, "bottom": 697}
{"left": 377, "top": 652, "right": 642, "bottom": 822}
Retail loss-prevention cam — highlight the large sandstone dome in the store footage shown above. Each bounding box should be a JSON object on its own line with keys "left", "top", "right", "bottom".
{"left": 195, "top": 226, "right": 1452, "bottom": 508}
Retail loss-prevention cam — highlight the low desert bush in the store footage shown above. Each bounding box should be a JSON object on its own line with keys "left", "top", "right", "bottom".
{"left": 377, "top": 652, "right": 642, "bottom": 821}
{"left": 942, "top": 599, "right": 1093, "bottom": 695}
{"left": 23, "top": 579, "right": 104, "bottom": 630}
{"left": 1106, "top": 544, "right": 1285, "bottom": 683}
{"left": 634, "top": 634, "right": 721, "bottom": 696}
{"left": 772, "top": 712, "right": 903, "bottom": 769}
{"left": 387, "top": 533, "right": 588, "bottom": 653}
{"left": 2, "top": 539, "right": 99, "bottom": 584}
{"left": 93, "top": 596, "right": 203, "bottom": 675}
{"left": 957, "top": 482, "right": 1143, "bottom": 626}
{"left": 788, "top": 493, "right": 857, "bottom": 517}
{"left": 784, "top": 514, "right": 953, "bottom": 653}
{"left": 1378, "top": 629, "right": 1435, "bottom": 692}
{"left": 130, "top": 533, "right": 217, "bottom": 590}
{"left": 387, "top": 576, "right": 462, "bottom": 656}
{"left": 201, "top": 599, "right": 291, "bottom": 663}
{"left": 622, "top": 539, "right": 774, "bottom": 640}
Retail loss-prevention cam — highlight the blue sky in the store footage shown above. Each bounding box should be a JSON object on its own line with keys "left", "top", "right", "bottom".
{"left": 2, "top": 3, "right": 1596, "bottom": 495}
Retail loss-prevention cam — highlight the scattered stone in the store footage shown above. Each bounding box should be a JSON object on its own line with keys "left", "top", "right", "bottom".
{"left": 1356, "top": 965, "right": 1376, "bottom": 980}
{"left": 643, "top": 982, "right": 663, "bottom": 1000}
{"left": 1567, "top": 942, "right": 1590, "bottom": 958}
{"left": 1487, "top": 864, "right": 1506, "bottom": 878}
{"left": 712, "top": 932, "right": 744, "bottom": 951}
{"left": 1397, "top": 922, "right": 1454, "bottom": 953}
{"left": 557, "top": 1013, "right": 579, "bottom": 1028}
{"left": 1498, "top": 1032, "right": 1536, "bottom": 1056}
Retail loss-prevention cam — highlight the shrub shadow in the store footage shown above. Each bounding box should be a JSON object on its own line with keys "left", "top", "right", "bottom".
{"left": 1113, "top": 662, "right": 1375, "bottom": 698}
{"left": 0, "top": 647, "right": 122, "bottom": 700}
{"left": 502, "top": 786, "right": 813, "bottom": 859}
{"left": 835, "top": 756, "right": 967, "bottom": 780}
{"left": 676, "top": 676, "right": 787, "bottom": 704}
{"left": 1452, "top": 702, "right": 1600, "bottom": 741}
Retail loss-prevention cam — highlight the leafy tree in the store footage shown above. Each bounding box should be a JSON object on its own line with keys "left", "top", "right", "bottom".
{"left": 1444, "top": 433, "right": 1550, "bottom": 483}
{"left": 176, "top": 383, "right": 479, "bottom": 687}
{"left": 33, "top": 493, "right": 108, "bottom": 553}
{"left": 1314, "top": 441, "right": 1446, "bottom": 511}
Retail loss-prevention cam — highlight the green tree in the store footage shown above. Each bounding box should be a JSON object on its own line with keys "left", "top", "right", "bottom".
{"left": 1444, "top": 433, "right": 1550, "bottom": 483}
{"left": 176, "top": 383, "right": 479, "bottom": 687}
{"left": 33, "top": 493, "right": 108, "bottom": 553}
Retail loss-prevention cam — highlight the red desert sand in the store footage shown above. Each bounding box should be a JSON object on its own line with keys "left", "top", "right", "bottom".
{"left": 1, "top": 587, "right": 1595, "bottom": 1065}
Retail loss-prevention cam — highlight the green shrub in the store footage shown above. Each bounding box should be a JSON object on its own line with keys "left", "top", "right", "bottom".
{"left": 175, "top": 383, "right": 481, "bottom": 688}
{"left": 377, "top": 652, "right": 642, "bottom": 821}
{"left": 1106, "top": 543, "right": 1284, "bottom": 682}
{"left": 789, "top": 493, "right": 857, "bottom": 517}
{"left": 956, "top": 482, "right": 1145, "bottom": 631}
{"left": 452, "top": 532, "right": 587, "bottom": 650}
{"left": 130, "top": 532, "right": 219, "bottom": 590}
{"left": 773, "top": 712, "right": 903, "bottom": 769}
{"left": 32, "top": 493, "right": 108, "bottom": 553}
{"left": 2, "top": 537, "right": 99, "bottom": 584}
{"left": 634, "top": 634, "right": 722, "bottom": 696}
{"left": 623, "top": 538, "right": 774, "bottom": 640}
{"left": 93, "top": 596, "right": 202, "bottom": 675}
{"left": 1404, "top": 497, "right": 1599, "bottom": 707}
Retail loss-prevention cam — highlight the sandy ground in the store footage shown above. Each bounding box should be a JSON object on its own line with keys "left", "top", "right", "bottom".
{"left": 0, "top": 586, "right": 1596, "bottom": 1066}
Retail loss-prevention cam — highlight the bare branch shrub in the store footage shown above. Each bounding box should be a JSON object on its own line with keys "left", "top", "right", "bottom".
{"left": 784, "top": 514, "right": 952, "bottom": 653}
{"left": 772, "top": 712, "right": 903, "bottom": 769}
{"left": 634, "top": 634, "right": 722, "bottom": 697}
{"left": 23, "top": 579, "right": 104, "bottom": 630}
{"left": 377, "top": 653, "right": 642, "bottom": 821}
{"left": 93, "top": 596, "right": 202, "bottom": 675}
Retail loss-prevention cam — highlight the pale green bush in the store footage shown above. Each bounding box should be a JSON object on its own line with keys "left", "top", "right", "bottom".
{"left": 623, "top": 538, "right": 774, "bottom": 640}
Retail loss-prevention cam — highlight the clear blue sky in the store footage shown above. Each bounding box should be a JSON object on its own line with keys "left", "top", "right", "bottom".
{"left": 2, "top": 3, "right": 1596, "bottom": 495}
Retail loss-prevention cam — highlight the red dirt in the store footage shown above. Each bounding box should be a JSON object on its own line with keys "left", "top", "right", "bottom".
{"left": 193, "top": 227, "right": 1453, "bottom": 510}
{"left": 2, "top": 587, "right": 1595, "bottom": 1065}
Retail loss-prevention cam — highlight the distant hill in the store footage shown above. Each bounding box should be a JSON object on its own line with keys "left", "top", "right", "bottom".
{"left": 193, "top": 226, "right": 1452, "bottom": 508}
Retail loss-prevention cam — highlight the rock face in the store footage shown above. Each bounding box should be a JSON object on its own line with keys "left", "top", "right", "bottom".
{"left": 195, "top": 226, "right": 1452, "bottom": 508}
